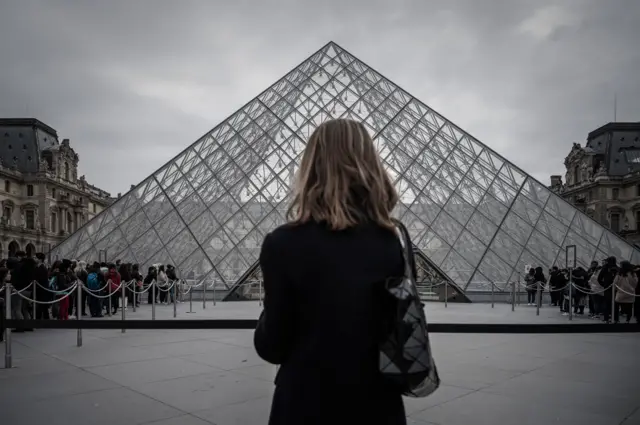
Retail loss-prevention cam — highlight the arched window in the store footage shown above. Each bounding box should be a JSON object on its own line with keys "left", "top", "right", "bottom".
{"left": 25, "top": 243, "right": 35, "bottom": 257}
{"left": 8, "top": 241, "right": 20, "bottom": 258}
{"left": 64, "top": 162, "right": 69, "bottom": 180}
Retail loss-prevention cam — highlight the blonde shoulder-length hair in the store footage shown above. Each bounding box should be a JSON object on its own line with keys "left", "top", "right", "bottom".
{"left": 287, "top": 118, "right": 398, "bottom": 230}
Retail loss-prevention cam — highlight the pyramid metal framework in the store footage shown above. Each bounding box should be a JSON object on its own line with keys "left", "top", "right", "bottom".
{"left": 50, "top": 41, "right": 640, "bottom": 293}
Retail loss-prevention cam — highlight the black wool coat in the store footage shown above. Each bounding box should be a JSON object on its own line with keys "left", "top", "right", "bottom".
{"left": 254, "top": 221, "right": 408, "bottom": 425}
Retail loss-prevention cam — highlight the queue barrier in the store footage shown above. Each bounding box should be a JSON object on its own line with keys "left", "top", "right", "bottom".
{"left": 3, "top": 278, "right": 639, "bottom": 370}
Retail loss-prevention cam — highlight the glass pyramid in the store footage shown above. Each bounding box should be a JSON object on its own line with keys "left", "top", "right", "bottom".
{"left": 50, "top": 41, "right": 640, "bottom": 294}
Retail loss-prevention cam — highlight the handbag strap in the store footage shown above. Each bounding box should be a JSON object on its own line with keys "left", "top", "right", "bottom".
{"left": 392, "top": 219, "right": 413, "bottom": 280}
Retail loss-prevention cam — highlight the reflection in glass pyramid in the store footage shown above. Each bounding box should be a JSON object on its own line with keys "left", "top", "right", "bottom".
{"left": 50, "top": 41, "right": 640, "bottom": 295}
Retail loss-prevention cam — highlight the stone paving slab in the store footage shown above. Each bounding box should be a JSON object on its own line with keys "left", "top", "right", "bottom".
{"left": 1, "top": 302, "right": 639, "bottom": 425}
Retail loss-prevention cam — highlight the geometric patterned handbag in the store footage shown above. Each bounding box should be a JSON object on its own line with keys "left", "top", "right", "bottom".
{"left": 379, "top": 219, "right": 441, "bottom": 398}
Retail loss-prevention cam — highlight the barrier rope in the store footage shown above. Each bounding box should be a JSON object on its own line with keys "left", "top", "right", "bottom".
{"left": 571, "top": 282, "right": 614, "bottom": 295}
{"left": 11, "top": 283, "right": 78, "bottom": 305}
{"left": 0, "top": 281, "right": 35, "bottom": 294}
{"left": 155, "top": 280, "right": 176, "bottom": 293}
{"left": 613, "top": 283, "right": 640, "bottom": 297}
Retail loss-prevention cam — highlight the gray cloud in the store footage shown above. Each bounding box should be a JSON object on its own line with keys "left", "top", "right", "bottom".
{"left": 0, "top": 0, "right": 638, "bottom": 194}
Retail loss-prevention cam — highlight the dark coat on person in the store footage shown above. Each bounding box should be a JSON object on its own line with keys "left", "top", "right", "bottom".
{"left": 254, "top": 221, "right": 408, "bottom": 425}
{"left": 35, "top": 263, "right": 52, "bottom": 302}
{"left": 549, "top": 270, "right": 567, "bottom": 290}
{"left": 571, "top": 267, "right": 589, "bottom": 299}
{"left": 12, "top": 257, "right": 36, "bottom": 291}
{"left": 598, "top": 259, "right": 617, "bottom": 298}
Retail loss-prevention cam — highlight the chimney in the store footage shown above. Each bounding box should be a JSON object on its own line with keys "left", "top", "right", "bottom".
{"left": 550, "top": 175, "right": 562, "bottom": 187}
{"left": 117, "top": 192, "right": 121, "bottom": 198}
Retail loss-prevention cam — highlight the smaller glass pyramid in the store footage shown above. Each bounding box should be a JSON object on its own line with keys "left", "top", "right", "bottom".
{"left": 50, "top": 41, "right": 640, "bottom": 295}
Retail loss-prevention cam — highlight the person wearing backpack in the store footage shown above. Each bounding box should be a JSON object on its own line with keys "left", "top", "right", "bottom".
{"left": 86, "top": 265, "right": 103, "bottom": 317}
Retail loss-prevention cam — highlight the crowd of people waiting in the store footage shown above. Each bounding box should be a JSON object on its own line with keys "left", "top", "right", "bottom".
{"left": 0, "top": 250, "right": 179, "bottom": 340}
{"left": 3, "top": 251, "right": 640, "bottom": 342}
{"left": 524, "top": 257, "right": 640, "bottom": 323}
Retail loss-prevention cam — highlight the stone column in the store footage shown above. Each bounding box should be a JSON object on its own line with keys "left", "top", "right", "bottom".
{"left": 60, "top": 209, "right": 65, "bottom": 234}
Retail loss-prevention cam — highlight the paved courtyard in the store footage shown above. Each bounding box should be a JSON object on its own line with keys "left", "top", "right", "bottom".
{"left": 1, "top": 302, "right": 639, "bottom": 425}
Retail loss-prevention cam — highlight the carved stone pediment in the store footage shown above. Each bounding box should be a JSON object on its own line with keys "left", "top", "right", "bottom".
{"left": 1, "top": 199, "right": 14, "bottom": 208}
{"left": 607, "top": 205, "right": 625, "bottom": 214}
{"left": 19, "top": 202, "right": 39, "bottom": 211}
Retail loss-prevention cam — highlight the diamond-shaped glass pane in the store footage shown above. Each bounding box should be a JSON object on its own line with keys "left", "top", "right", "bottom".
{"left": 490, "top": 230, "right": 523, "bottom": 267}
{"left": 597, "top": 231, "right": 632, "bottom": 262}
{"left": 48, "top": 42, "right": 640, "bottom": 295}
{"left": 535, "top": 211, "right": 568, "bottom": 247}
{"left": 431, "top": 211, "right": 463, "bottom": 246}
{"left": 466, "top": 211, "right": 497, "bottom": 246}
{"left": 418, "top": 231, "right": 450, "bottom": 267}
{"left": 477, "top": 251, "right": 513, "bottom": 290}
{"left": 467, "top": 270, "right": 494, "bottom": 291}
{"left": 452, "top": 231, "right": 485, "bottom": 269}
{"left": 502, "top": 210, "right": 534, "bottom": 246}
{"left": 545, "top": 195, "right": 576, "bottom": 228}
{"left": 477, "top": 193, "right": 508, "bottom": 226}
{"left": 441, "top": 251, "right": 473, "bottom": 288}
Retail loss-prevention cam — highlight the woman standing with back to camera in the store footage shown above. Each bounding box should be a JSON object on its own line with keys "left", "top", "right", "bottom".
{"left": 254, "top": 119, "right": 408, "bottom": 424}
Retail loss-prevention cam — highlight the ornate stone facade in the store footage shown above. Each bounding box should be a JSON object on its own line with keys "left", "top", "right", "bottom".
{"left": 550, "top": 122, "right": 640, "bottom": 245}
{"left": 0, "top": 119, "right": 112, "bottom": 258}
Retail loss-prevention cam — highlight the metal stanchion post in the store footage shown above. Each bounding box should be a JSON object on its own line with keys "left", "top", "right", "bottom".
{"left": 77, "top": 282, "right": 83, "bottom": 346}
{"left": 511, "top": 282, "right": 515, "bottom": 312}
{"left": 32, "top": 281, "right": 37, "bottom": 319}
{"left": 152, "top": 283, "right": 156, "bottom": 321}
{"left": 517, "top": 273, "right": 521, "bottom": 306}
{"left": 565, "top": 245, "right": 577, "bottom": 320}
{"left": 611, "top": 284, "right": 616, "bottom": 323}
{"left": 132, "top": 280, "right": 136, "bottom": 313}
{"left": 4, "top": 281, "right": 12, "bottom": 368}
{"left": 203, "top": 282, "right": 207, "bottom": 310}
{"left": 121, "top": 281, "right": 126, "bottom": 333}
{"left": 259, "top": 281, "right": 263, "bottom": 307}
{"left": 213, "top": 280, "right": 216, "bottom": 306}
{"left": 491, "top": 283, "right": 494, "bottom": 308}
{"left": 569, "top": 270, "right": 574, "bottom": 321}
{"left": 108, "top": 281, "right": 112, "bottom": 317}
{"left": 173, "top": 282, "right": 177, "bottom": 318}
{"left": 444, "top": 281, "right": 448, "bottom": 308}
{"left": 187, "top": 286, "right": 195, "bottom": 313}
{"left": 536, "top": 281, "right": 541, "bottom": 316}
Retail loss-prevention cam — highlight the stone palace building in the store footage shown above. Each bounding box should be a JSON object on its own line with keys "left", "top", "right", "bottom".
{"left": 0, "top": 118, "right": 113, "bottom": 259}
{"left": 550, "top": 122, "right": 640, "bottom": 246}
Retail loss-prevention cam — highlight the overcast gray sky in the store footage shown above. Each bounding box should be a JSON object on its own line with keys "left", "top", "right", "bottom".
{"left": 1, "top": 0, "right": 638, "bottom": 195}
